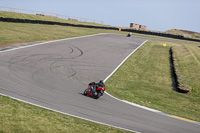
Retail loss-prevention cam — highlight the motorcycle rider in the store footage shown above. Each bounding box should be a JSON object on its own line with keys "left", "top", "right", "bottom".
{"left": 127, "top": 32, "right": 132, "bottom": 37}
{"left": 90, "top": 80, "right": 105, "bottom": 95}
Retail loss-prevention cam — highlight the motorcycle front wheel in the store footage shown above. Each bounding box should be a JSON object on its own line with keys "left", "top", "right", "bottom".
{"left": 93, "top": 92, "right": 101, "bottom": 99}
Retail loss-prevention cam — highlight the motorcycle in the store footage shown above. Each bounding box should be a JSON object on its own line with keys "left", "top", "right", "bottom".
{"left": 83, "top": 80, "right": 105, "bottom": 99}
{"left": 127, "top": 32, "right": 132, "bottom": 37}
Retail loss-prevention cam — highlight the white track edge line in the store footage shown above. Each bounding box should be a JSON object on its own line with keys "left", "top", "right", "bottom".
{"left": 0, "top": 33, "right": 107, "bottom": 53}
{"left": 103, "top": 40, "right": 148, "bottom": 82}
{"left": 0, "top": 93, "right": 140, "bottom": 133}
{"left": 122, "top": 100, "right": 161, "bottom": 113}
{"left": 105, "top": 92, "right": 160, "bottom": 113}
{"left": 103, "top": 40, "right": 162, "bottom": 113}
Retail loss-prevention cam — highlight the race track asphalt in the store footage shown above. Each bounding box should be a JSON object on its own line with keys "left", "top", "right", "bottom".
{"left": 0, "top": 33, "right": 199, "bottom": 133}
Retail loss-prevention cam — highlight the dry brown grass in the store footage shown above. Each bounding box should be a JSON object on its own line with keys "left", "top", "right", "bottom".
{"left": 165, "top": 29, "right": 200, "bottom": 39}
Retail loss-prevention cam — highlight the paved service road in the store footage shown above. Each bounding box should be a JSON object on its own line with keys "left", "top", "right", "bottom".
{"left": 0, "top": 34, "right": 199, "bottom": 133}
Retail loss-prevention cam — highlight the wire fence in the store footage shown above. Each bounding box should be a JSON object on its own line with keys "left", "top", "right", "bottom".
{"left": 0, "top": 6, "right": 104, "bottom": 24}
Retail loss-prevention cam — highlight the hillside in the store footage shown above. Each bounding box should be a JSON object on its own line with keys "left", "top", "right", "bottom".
{"left": 0, "top": 11, "right": 118, "bottom": 48}
{"left": 165, "top": 29, "right": 200, "bottom": 39}
{"left": 0, "top": 11, "right": 111, "bottom": 27}
{"left": 1, "top": 11, "right": 200, "bottom": 42}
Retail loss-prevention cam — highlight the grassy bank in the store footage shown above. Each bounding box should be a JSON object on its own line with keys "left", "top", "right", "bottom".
{"left": 106, "top": 40, "right": 200, "bottom": 122}
{"left": 165, "top": 29, "right": 200, "bottom": 40}
{"left": 0, "top": 95, "right": 130, "bottom": 133}
{"left": 172, "top": 44, "right": 200, "bottom": 95}
{"left": 0, "top": 22, "right": 121, "bottom": 48}
{"left": 0, "top": 11, "right": 109, "bottom": 27}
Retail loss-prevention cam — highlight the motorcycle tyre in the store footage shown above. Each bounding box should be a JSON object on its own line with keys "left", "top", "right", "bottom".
{"left": 94, "top": 92, "right": 101, "bottom": 99}
{"left": 83, "top": 89, "right": 87, "bottom": 96}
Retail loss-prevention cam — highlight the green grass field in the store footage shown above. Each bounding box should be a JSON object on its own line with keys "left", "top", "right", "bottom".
{"left": 0, "top": 21, "right": 121, "bottom": 48}
{"left": 106, "top": 40, "right": 200, "bottom": 122}
{"left": 0, "top": 95, "right": 130, "bottom": 133}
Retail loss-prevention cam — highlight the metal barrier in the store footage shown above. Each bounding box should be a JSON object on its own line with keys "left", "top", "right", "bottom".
{"left": 0, "top": 6, "right": 104, "bottom": 24}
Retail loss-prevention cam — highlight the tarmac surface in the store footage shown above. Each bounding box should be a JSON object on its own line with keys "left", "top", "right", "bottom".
{"left": 0, "top": 33, "right": 199, "bottom": 133}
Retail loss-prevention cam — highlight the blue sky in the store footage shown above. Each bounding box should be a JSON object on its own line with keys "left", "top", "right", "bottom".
{"left": 1, "top": 0, "right": 200, "bottom": 32}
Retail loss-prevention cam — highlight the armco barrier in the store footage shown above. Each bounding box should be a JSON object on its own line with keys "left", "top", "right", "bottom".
{"left": 0, "top": 17, "right": 200, "bottom": 42}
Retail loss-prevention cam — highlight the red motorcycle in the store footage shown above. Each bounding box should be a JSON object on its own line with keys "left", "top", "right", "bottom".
{"left": 83, "top": 80, "right": 105, "bottom": 99}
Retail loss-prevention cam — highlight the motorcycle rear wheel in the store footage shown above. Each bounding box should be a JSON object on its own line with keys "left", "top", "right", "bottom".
{"left": 83, "top": 89, "right": 87, "bottom": 96}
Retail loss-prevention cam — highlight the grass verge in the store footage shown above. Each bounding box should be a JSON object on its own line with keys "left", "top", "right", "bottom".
{"left": 172, "top": 44, "right": 200, "bottom": 95}
{"left": 165, "top": 29, "right": 200, "bottom": 40}
{"left": 0, "top": 11, "right": 110, "bottom": 27}
{"left": 0, "top": 95, "right": 130, "bottom": 133}
{"left": 0, "top": 22, "right": 121, "bottom": 48}
{"left": 106, "top": 40, "right": 200, "bottom": 122}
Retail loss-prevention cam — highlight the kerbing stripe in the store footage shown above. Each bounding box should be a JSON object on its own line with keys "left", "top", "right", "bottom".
{"left": 169, "top": 115, "right": 200, "bottom": 124}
